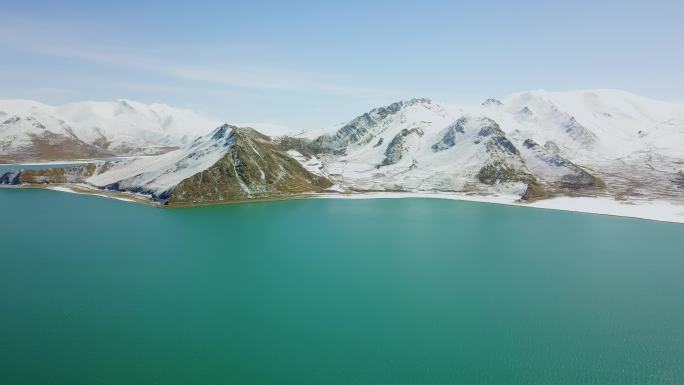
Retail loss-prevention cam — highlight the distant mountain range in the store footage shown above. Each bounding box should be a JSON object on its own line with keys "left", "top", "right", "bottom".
{"left": 1, "top": 89, "right": 683, "bottom": 207}
{"left": 0, "top": 99, "right": 217, "bottom": 162}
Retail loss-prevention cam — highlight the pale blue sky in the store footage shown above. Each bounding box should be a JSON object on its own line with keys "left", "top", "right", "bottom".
{"left": 1, "top": 0, "right": 682, "bottom": 129}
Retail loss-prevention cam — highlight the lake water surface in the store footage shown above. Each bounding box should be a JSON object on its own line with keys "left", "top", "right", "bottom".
{"left": 1, "top": 188, "right": 683, "bottom": 385}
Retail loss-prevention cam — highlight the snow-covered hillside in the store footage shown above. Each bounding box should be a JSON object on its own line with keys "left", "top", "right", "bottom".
{"left": 494, "top": 89, "right": 684, "bottom": 159}
{"left": 306, "top": 90, "right": 683, "bottom": 201}
{"left": 87, "top": 125, "right": 236, "bottom": 197}
{"left": 0, "top": 99, "right": 217, "bottom": 161}
{"left": 86, "top": 124, "right": 332, "bottom": 205}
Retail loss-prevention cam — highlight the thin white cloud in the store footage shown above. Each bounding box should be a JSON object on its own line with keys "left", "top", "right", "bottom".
{"left": 163, "top": 66, "right": 401, "bottom": 98}
{"left": 0, "top": 17, "right": 403, "bottom": 100}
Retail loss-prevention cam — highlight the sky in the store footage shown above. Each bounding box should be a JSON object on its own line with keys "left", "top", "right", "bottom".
{"left": 1, "top": 0, "right": 682, "bottom": 130}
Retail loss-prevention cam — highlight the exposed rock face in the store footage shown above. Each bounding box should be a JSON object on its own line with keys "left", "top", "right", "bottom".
{"left": 563, "top": 116, "right": 598, "bottom": 147}
{"left": 275, "top": 136, "right": 326, "bottom": 159}
{"left": 520, "top": 138, "right": 604, "bottom": 190}
{"left": 479, "top": 128, "right": 519, "bottom": 156}
{"left": 481, "top": 98, "right": 503, "bottom": 107}
{"left": 519, "top": 106, "right": 533, "bottom": 117}
{"left": 476, "top": 142, "right": 535, "bottom": 186}
{"left": 464, "top": 119, "right": 543, "bottom": 192}
{"left": 559, "top": 172, "right": 604, "bottom": 189}
{"left": 432, "top": 116, "right": 517, "bottom": 155}
{"left": 312, "top": 98, "right": 436, "bottom": 154}
{"left": 165, "top": 127, "right": 332, "bottom": 206}
{"left": 431, "top": 117, "right": 466, "bottom": 152}
{"left": 0, "top": 171, "right": 20, "bottom": 185}
{"left": 674, "top": 171, "right": 684, "bottom": 189}
{"left": 380, "top": 128, "right": 424, "bottom": 166}
{"left": 477, "top": 161, "right": 531, "bottom": 185}
{"left": 522, "top": 139, "right": 537, "bottom": 149}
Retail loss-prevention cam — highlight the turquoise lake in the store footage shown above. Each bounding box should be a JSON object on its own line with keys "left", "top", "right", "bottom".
{"left": 1, "top": 188, "right": 683, "bottom": 385}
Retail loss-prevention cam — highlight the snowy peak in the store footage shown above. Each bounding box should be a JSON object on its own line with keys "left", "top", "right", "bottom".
{"left": 0, "top": 113, "right": 111, "bottom": 161}
{"left": 481, "top": 98, "right": 503, "bottom": 107}
{"left": 312, "top": 98, "right": 450, "bottom": 154}
{"left": 500, "top": 89, "right": 684, "bottom": 156}
{"left": 86, "top": 123, "right": 332, "bottom": 205}
{"left": 431, "top": 116, "right": 511, "bottom": 153}
{"left": 431, "top": 117, "right": 468, "bottom": 152}
{"left": 87, "top": 123, "right": 239, "bottom": 196}
{"left": 0, "top": 99, "right": 218, "bottom": 161}
{"left": 301, "top": 89, "right": 682, "bottom": 200}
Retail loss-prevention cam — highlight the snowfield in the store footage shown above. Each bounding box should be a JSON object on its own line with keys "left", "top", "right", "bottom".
{"left": 316, "top": 192, "right": 684, "bottom": 224}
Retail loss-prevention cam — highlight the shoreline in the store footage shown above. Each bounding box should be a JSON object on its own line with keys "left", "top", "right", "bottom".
{"left": 45, "top": 186, "right": 143, "bottom": 204}
{"left": 317, "top": 192, "right": 684, "bottom": 224}
{"left": 3, "top": 184, "right": 683, "bottom": 224}
{"left": 1, "top": 184, "right": 155, "bottom": 205}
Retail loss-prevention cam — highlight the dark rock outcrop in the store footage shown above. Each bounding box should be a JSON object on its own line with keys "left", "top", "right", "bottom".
{"left": 431, "top": 117, "right": 467, "bottom": 152}
{"left": 520, "top": 138, "right": 604, "bottom": 190}
{"left": 481, "top": 98, "right": 503, "bottom": 107}
{"left": 313, "top": 98, "right": 432, "bottom": 154}
{"left": 476, "top": 161, "right": 534, "bottom": 185}
{"left": 276, "top": 136, "right": 326, "bottom": 159}
{"left": 563, "top": 116, "right": 597, "bottom": 146}
{"left": 0, "top": 171, "right": 20, "bottom": 185}
{"left": 380, "top": 128, "right": 424, "bottom": 166}
{"left": 474, "top": 118, "right": 520, "bottom": 156}
{"left": 519, "top": 106, "right": 533, "bottom": 116}
{"left": 674, "top": 171, "right": 684, "bottom": 189}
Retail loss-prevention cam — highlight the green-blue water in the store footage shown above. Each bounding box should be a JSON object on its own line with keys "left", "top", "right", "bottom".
{"left": 1, "top": 188, "right": 683, "bottom": 385}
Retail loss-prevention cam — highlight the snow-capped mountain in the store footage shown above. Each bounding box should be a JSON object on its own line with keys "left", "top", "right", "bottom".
{"left": 493, "top": 89, "right": 684, "bottom": 159}
{"left": 1, "top": 89, "right": 682, "bottom": 208}
{"left": 0, "top": 99, "right": 218, "bottom": 162}
{"left": 85, "top": 124, "right": 332, "bottom": 205}
{"left": 304, "top": 90, "right": 683, "bottom": 201}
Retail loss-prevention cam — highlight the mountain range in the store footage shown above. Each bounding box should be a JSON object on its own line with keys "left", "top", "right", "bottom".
{"left": 1, "top": 89, "right": 683, "bottom": 208}
{"left": 0, "top": 99, "right": 217, "bottom": 162}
